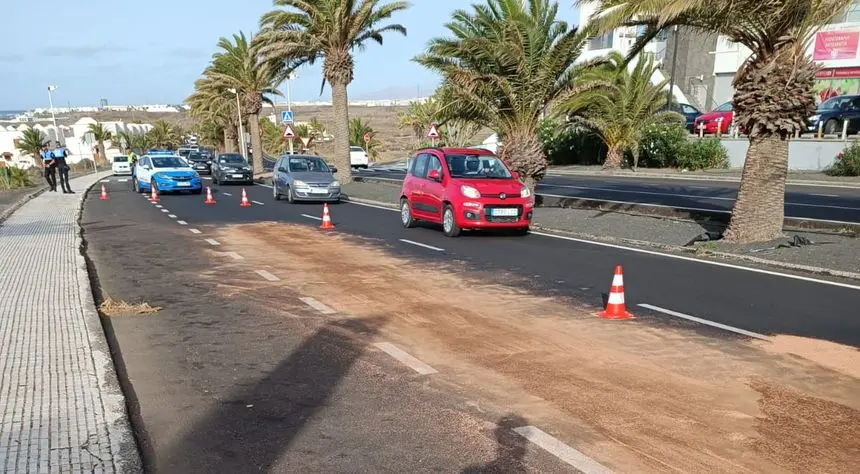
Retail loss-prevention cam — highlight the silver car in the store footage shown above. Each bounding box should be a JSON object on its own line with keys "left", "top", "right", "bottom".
{"left": 272, "top": 154, "right": 341, "bottom": 203}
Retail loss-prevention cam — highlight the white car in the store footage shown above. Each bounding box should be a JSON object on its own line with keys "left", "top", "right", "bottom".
{"left": 349, "top": 146, "right": 369, "bottom": 169}
{"left": 112, "top": 156, "right": 131, "bottom": 175}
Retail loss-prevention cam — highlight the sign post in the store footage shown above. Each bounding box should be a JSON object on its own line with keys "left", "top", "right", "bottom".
{"left": 283, "top": 124, "right": 296, "bottom": 154}
{"left": 427, "top": 123, "right": 441, "bottom": 147}
{"left": 363, "top": 132, "right": 371, "bottom": 156}
{"left": 282, "top": 111, "right": 295, "bottom": 154}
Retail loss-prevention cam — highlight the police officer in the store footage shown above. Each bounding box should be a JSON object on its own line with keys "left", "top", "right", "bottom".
{"left": 41, "top": 144, "right": 58, "bottom": 192}
{"left": 52, "top": 141, "right": 74, "bottom": 194}
{"left": 126, "top": 147, "right": 138, "bottom": 191}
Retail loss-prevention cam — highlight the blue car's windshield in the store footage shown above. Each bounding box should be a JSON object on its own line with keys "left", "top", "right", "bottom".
{"left": 151, "top": 157, "right": 188, "bottom": 168}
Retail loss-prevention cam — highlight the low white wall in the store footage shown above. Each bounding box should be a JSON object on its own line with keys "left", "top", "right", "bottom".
{"left": 698, "top": 137, "right": 847, "bottom": 171}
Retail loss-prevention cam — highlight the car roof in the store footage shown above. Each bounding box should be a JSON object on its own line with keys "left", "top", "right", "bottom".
{"left": 416, "top": 147, "right": 495, "bottom": 156}
{"left": 143, "top": 154, "right": 182, "bottom": 159}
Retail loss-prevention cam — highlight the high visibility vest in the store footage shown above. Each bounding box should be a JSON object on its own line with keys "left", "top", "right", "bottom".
{"left": 127, "top": 152, "right": 138, "bottom": 164}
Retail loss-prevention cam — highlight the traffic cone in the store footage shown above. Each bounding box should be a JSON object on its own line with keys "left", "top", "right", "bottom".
{"left": 150, "top": 185, "right": 159, "bottom": 203}
{"left": 597, "top": 265, "right": 634, "bottom": 320}
{"left": 320, "top": 203, "right": 335, "bottom": 230}
{"left": 204, "top": 186, "right": 216, "bottom": 205}
{"left": 239, "top": 188, "right": 251, "bottom": 207}
{"left": 99, "top": 185, "right": 109, "bottom": 200}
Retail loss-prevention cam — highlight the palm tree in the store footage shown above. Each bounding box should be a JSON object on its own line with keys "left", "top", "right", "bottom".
{"left": 307, "top": 117, "right": 327, "bottom": 141}
{"left": 86, "top": 122, "right": 112, "bottom": 165}
{"left": 349, "top": 118, "right": 381, "bottom": 159}
{"left": 188, "top": 78, "right": 238, "bottom": 152}
{"left": 583, "top": 0, "right": 843, "bottom": 242}
{"left": 398, "top": 98, "right": 438, "bottom": 146}
{"left": 415, "top": 0, "right": 598, "bottom": 191}
{"left": 253, "top": 0, "right": 410, "bottom": 182}
{"left": 562, "top": 52, "right": 678, "bottom": 170}
{"left": 206, "top": 32, "right": 281, "bottom": 173}
{"left": 146, "top": 120, "right": 180, "bottom": 149}
{"left": 15, "top": 126, "right": 48, "bottom": 167}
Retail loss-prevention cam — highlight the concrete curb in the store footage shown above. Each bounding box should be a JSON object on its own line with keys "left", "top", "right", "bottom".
{"left": 0, "top": 185, "right": 47, "bottom": 225}
{"left": 546, "top": 169, "right": 860, "bottom": 189}
{"left": 73, "top": 173, "right": 144, "bottom": 473}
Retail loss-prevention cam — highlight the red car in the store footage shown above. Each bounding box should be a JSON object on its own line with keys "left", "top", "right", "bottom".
{"left": 692, "top": 102, "right": 733, "bottom": 134}
{"left": 400, "top": 147, "right": 534, "bottom": 237}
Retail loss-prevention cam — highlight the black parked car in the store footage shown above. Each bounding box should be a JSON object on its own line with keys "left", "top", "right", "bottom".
{"left": 663, "top": 102, "right": 702, "bottom": 132}
{"left": 807, "top": 95, "right": 860, "bottom": 135}
{"left": 186, "top": 151, "right": 211, "bottom": 174}
{"left": 211, "top": 153, "right": 253, "bottom": 185}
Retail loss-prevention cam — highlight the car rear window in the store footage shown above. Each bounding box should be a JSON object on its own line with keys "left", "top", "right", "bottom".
{"left": 113, "top": 156, "right": 127, "bottom": 163}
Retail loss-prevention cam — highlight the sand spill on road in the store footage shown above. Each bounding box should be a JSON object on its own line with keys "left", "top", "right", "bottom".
{"left": 756, "top": 335, "right": 860, "bottom": 379}
{"left": 213, "top": 222, "right": 860, "bottom": 473}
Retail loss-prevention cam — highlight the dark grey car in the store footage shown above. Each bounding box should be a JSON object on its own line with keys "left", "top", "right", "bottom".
{"left": 211, "top": 153, "right": 253, "bottom": 185}
{"left": 272, "top": 155, "right": 341, "bottom": 203}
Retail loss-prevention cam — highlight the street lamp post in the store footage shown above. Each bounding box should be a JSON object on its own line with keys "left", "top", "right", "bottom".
{"left": 228, "top": 88, "right": 246, "bottom": 159}
{"left": 47, "top": 85, "right": 60, "bottom": 144}
{"left": 667, "top": 26, "right": 680, "bottom": 108}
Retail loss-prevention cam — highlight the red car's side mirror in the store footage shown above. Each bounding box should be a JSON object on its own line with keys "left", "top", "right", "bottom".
{"left": 427, "top": 169, "right": 442, "bottom": 181}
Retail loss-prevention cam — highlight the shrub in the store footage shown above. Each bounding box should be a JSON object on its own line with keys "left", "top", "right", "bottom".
{"left": 825, "top": 142, "right": 860, "bottom": 176}
{"left": 539, "top": 120, "right": 606, "bottom": 166}
{"left": 0, "top": 166, "right": 34, "bottom": 190}
{"left": 638, "top": 122, "right": 689, "bottom": 168}
{"left": 676, "top": 139, "right": 729, "bottom": 171}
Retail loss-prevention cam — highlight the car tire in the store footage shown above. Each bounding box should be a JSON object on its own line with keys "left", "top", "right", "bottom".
{"left": 133, "top": 178, "right": 140, "bottom": 193}
{"left": 824, "top": 119, "right": 840, "bottom": 135}
{"left": 273, "top": 183, "right": 281, "bottom": 200}
{"left": 287, "top": 187, "right": 295, "bottom": 204}
{"left": 400, "top": 198, "right": 415, "bottom": 228}
{"left": 442, "top": 204, "right": 460, "bottom": 237}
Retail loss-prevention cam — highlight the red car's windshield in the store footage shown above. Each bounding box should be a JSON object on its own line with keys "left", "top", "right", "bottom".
{"left": 445, "top": 154, "right": 512, "bottom": 179}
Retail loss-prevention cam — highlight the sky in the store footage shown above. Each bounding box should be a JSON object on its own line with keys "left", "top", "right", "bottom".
{"left": 0, "top": 0, "right": 579, "bottom": 111}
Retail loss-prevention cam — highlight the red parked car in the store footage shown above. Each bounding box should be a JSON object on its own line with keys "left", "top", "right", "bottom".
{"left": 692, "top": 102, "right": 733, "bottom": 134}
{"left": 399, "top": 147, "right": 534, "bottom": 237}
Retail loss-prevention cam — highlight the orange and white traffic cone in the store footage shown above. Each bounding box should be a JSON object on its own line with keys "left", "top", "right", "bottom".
{"left": 99, "top": 184, "right": 109, "bottom": 201}
{"left": 239, "top": 188, "right": 251, "bottom": 207}
{"left": 597, "top": 265, "right": 634, "bottom": 320}
{"left": 320, "top": 203, "right": 335, "bottom": 230}
{"left": 149, "top": 184, "right": 159, "bottom": 203}
{"left": 204, "top": 186, "right": 216, "bottom": 205}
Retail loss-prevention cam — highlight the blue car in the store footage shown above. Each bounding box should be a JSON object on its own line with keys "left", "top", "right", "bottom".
{"left": 132, "top": 154, "right": 203, "bottom": 195}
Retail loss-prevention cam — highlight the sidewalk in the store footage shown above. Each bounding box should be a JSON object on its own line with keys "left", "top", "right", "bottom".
{"left": 0, "top": 172, "right": 140, "bottom": 473}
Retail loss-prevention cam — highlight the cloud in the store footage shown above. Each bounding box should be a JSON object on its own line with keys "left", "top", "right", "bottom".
{"left": 38, "top": 45, "right": 131, "bottom": 59}
{"left": 0, "top": 54, "right": 23, "bottom": 62}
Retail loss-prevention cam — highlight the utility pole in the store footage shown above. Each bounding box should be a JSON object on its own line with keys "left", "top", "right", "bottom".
{"left": 667, "top": 25, "right": 680, "bottom": 107}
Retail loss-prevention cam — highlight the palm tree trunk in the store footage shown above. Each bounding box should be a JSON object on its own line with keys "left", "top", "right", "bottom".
{"left": 498, "top": 131, "right": 546, "bottom": 196}
{"left": 98, "top": 141, "right": 107, "bottom": 166}
{"left": 331, "top": 80, "right": 353, "bottom": 182}
{"left": 722, "top": 134, "right": 788, "bottom": 243}
{"left": 604, "top": 146, "right": 623, "bottom": 169}
{"left": 224, "top": 127, "right": 237, "bottom": 153}
{"left": 248, "top": 113, "right": 263, "bottom": 174}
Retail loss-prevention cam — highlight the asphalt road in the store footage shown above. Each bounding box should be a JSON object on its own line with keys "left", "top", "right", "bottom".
{"left": 98, "top": 175, "right": 860, "bottom": 348}
{"left": 358, "top": 169, "right": 860, "bottom": 224}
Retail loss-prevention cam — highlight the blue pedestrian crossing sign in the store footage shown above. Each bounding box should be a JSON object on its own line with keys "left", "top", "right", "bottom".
{"left": 281, "top": 111, "right": 294, "bottom": 124}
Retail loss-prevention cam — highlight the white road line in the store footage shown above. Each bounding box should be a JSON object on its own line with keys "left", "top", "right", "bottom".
{"left": 161, "top": 209, "right": 169, "bottom": 213}
{"left": 168, "top": 214, "right": 177, "bottom": 219}
{"left": 399, "top": 239, "right": 444, "bottom": 252}
{"left": 255, "top": 269, "right": 280, "bottom": 281}
{"left": 117, "top": 179, "right": 128, "bottom": 183}
{"left": 301, "top": 214, "right": 322, "bottom": 221}
{"left": 177, "top": 220, "right": 188, "bottom": 225}
{"left": 342, "top": 200, "right": 860, "bottom": 291}
{"left": 251, "top": 200, "right": 265, "bottom": 205}
{"left": 256, "top": 183, "right": 273, "bottom": 189}
{"left": 222, "top": 192, "right": 233, "bottom": 196}
{"left": 810, "top": 193, "right": 839, "bottom": 198}
{"left": 189, "top": 228, "right": 201, "bottom": 234}
{"left": 373, "top": 342, "right": 438, "bottom": 375}
{"left": 299, "top": 297, "right": 336, "bottom": 315}
{"left": 155, "top": 205, "right": 163, "bottom": 208}
{"left": 512, "top": 426, "right": 613, "bottom": 474}
{"left": 225, "top": 252, "right": 244, "bottom": 260}
{"left": 540, "top": 183, "right": 736, "bottom": 202}
{"left": 205, "top": 238, "right": 220, "bottom": 246}
{"left": 637, "top": 304, "right": 771, "bottom": 341}
{"left": 100, "top": 179, "right": 110, "bottom": 183}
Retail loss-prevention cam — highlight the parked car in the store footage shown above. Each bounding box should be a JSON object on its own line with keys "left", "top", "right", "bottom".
{"left": 211, "top": 153, "right": 253, "bottom": 185}
{"left": 111, "top": 156, "right": 131, "bottom": 175}
{"left": 664, "top": 103, "right": 702, "bottom": 132}
{"left": 692, "top": 102, "right": 733, "bottom": 134}
{"left": 400, "top": 147, "right": 533, "bottom": 237}
{"left": 133, "top": 154, "right": 202, "bottom": 195}
{"left": 349, "top": 146, "right": 369, "bottom": 169}
{"left": 272, "top": 154, "right": 341, "bottom": 203}
{"left": 807, "top": 94, "right": 860, "bottom": 135}
{"left": 186, "top": 151, "right": 211, "bottom": 175}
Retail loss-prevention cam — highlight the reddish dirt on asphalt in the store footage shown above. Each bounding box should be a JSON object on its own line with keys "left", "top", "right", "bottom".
{"left": 213, "top": 222, "right": 860, "bottom": 473}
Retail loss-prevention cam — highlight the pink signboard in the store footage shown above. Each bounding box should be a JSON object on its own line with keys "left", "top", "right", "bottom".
{"left": 814, "top": 31, "right": 860, "bottom": 60}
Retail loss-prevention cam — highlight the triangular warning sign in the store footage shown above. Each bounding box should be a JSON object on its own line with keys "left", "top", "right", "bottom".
{"left": 283, "top": 124, "right": 296, "bottom": 139}
{"left": 300, "top": 136, "right": 312, "bottom": 147}
{"left": 427, "top": 123, "right": 441, "bottom": 139}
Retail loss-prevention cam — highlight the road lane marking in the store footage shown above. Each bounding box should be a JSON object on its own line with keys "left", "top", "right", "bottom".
{"left": 301, "top": 214, "right": 322, "bottom": 221}
{"left": 189, "top": 228, "right": 201, "bottom": 234}
{"left": 373, "top": 342, "right": 438, "bottom": 375}
{"left": 638, "top": 304, "right": 770, "bottom": 341}
{"left": 255, "top": 269, "right": 280, "bottom": 281}
{"left": 251, "top": 200, "right": 265, "bottom": 205}
{"left": 222, "top": 192, "right": 233, "bottom": 196}
{"left": 155, "top": 205, "right": 163, "bottom": 208}
{"left": 810, "top": 193, "right": 839, "bottom": 197}
{"left": 205, "top": 238, "right": 220, "bottom": 246}
{"left": 117, "top": 179, "right": 128, "bottom": 183}
{"left": 399, "top": 239, "right": 444, "bottom": 252}
{"left": 256, "top": 183, "right": 273, "bottom": 188}
{"left": 177, "top": 220, "right": 188, "bottom": 225}
{"left": 299, "top": 297, "right": 336, "bottom": 315}
{"left": 100, "top": 179, "right": 110, "bottom": 183}
{"left": 161, "top": 209, "right": 169, "bottom": 213}
{"left": 340, "top": 200, "right": 860, "bottom": 291}
{"left": 512, "top": 426, "right": 613, "bottom": 474}
{"left": 225, "top": 252, "right": 243, "bottom": 260}
{"left": 168, "top": 214, "right": 177, "bottom": 219}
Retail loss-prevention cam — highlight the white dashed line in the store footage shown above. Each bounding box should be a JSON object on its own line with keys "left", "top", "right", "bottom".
{"left": 301, "top": 214, "right": 323, "bottom": 221}
{"left": 177, "top": 220, "right": 188, "bottom": 225}
{"left": 399, "top": 239, "right": 444, "bottom": 252}
{"left": 512, "top": 426, "right": 613, "bottom": 474}
{"left": 222, "top": 192, "right": 233, "bottom": 196}
{"left": 299, "top": 297, "right": 336, "bottom": 315}
{"left": 251, "top": 200, "right": 265, "bottom": 205}
{"left": 155, "top": 205, "right": 163, "bottom": 208}
{"left": 810, "top": 193, "right": 839, "bottom": 197}
{"left": 168, "top": 214, "right": 177, "bottom": 219}
{"left": 161, "top": 209, "right": 169, "bottom": 213}
{"left": 117, "top": 179, "right": 128, "bottom": 183}
{"left": 254, "top": 269, "right": 280, "bottom": 281}
{"left": 189, "top": 228, "right": 201, "bottom": 234}
{"left": 373, "top": 342, "right": 438, "bottom": 375}
{"left": 637, "top": 304, "right": 770, "bottom": 341}
{"left": 225, "top": 252, "right": 244, "bottom": 260}
{"left": 205, "top": 238, "right": 220, "bottom": 246}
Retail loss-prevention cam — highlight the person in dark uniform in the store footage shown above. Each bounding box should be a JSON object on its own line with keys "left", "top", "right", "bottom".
{"left": 52, "top": 142, "right": 74, "bottom": 194}
{"left": 41, "top": 144, "right": 57, "bottom": 192}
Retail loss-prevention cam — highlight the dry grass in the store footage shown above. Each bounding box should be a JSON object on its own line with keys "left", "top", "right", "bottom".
{"left": 99, "top": 297, "right": 161, "bottom": 316}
